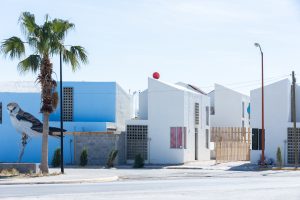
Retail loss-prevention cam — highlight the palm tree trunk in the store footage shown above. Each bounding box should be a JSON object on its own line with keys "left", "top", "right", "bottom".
{"left": 39, "top": 56, "right": 54, "bottom": 174}
{"left": 40, "top": 112, "right": 49, "bottom": 173}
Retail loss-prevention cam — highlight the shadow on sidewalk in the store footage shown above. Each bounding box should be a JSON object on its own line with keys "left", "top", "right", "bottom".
{"left": 227, "top": 163, "right": 259, "bottom": 171}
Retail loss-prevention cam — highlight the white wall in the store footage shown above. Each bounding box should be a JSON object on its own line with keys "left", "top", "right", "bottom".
{"left": 127, "top": 78, "right": 211, "bottom": 164}
{"left": 250, "top": 79, "right": 292, "bottom": 164}
{"left": 183, "top": 91, "right": 211, "bottom": 162}
{"left": 147, "top": 78, "right": 210, "bottom": 164}
{"left": 148, "top": 78, "right": 185, "bottom": 164}
{"left": 139, "top": 90, "right": 148, "bottom": 120}
{"left": 209, "top": 91, "right": 215, "bottom": 108}
{"left": 116, "top": 84, "right": 132, "bottom": 131}
{"left": 209, "top": 84, "right": 250, "bottom": 128}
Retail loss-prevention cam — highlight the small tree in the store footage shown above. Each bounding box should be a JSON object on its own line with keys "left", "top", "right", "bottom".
{"left": 80, "top": 148, "right": 88, "bottom": 166}
{"left": 1, "top": 12, "right": 88, "bottom": 173}
{"left": 52, "top": 148, "right": 61, "bottom": 167}
{"left": 133, "top": 154, "right": 144, "bottom": 168}
{"left": 106, "top": 150, "right": 118, "bottom": 168}
{"left": 276, "top": 147, "right": 283, "bottom": 169}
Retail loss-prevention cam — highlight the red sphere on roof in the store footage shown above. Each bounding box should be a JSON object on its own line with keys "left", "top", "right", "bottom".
{"left": 153, "top": 72, "right": 160, "bottom": 79}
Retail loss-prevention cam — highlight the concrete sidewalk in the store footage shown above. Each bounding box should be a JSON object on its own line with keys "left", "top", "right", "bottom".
{"left": 2, "top": 161, "right": 297, "bottom": 185}
{"left": 0, "top": 168, "right": 118, "bottom": 185}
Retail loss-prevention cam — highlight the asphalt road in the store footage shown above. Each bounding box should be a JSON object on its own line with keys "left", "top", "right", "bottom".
{"left": 1, "top": 175, "right": 300, "bottom": 200}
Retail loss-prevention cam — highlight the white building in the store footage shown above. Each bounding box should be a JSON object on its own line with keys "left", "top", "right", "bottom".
{"left": 250, "top": 79, "right": 300, "bottom": 165}
{"left": 126, "top": 78, "right": 211, "bottom": 164}
{"left": 208, "top": 84, "right": 250, "bottom": 128}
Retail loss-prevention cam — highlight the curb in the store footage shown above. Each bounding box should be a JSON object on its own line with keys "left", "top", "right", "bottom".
{"left": 164, "top": 167, "right": 203, "bottom": 170}
{"left": 0, "top": 176, "right": 118, "bottom": 185}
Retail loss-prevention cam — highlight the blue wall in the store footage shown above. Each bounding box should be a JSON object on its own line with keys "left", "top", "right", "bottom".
{"left": 0, "top": 93, "right": 73, "bottom": 164}
{"left": 0, "top": 82, "right": 118, "bottom": 164}
{"left": 50, "top": 82, "right": 117, "bottom": 122}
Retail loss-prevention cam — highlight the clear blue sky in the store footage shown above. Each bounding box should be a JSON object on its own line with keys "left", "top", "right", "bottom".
{"left": 1, "top": 0, "right": 300, "bottom": 94}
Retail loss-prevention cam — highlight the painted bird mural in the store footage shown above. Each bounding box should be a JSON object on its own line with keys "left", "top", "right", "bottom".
{"left": 7, "top": 102, "right": 65, "bottom": 162}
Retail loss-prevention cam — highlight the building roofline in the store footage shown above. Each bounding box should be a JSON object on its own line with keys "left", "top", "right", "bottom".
{"left": 150, "top": 78, "right": 201, "bottom": 95}
{"left": 250, "top": 78, "right": 291, "bottom": 93}
{"left": 214, "top": 83, "right": 249, "bottom": 97}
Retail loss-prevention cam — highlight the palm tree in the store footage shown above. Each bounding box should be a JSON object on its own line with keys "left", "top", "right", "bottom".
{"left": 1, "top": 12, "right": 88, "bottom": 173}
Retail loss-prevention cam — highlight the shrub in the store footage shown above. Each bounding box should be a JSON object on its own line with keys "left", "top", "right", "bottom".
{"left": 80, "top": 148, "right": 88, "bottom": 166}
{"left": 267, "top": 158, "right": 275, "bottom": 166}
{"left": 0, "top": 168, "right": 19, "bottom": 176}
{"left": 257, "top": 156, "right": 275, "bottom": 167}
{"left": 106, "top": 150, "right": 118, "bottom": 168}
{"left": 276, "top": 147, "right": 283, "bottom": 169}
{"left": 133, "top": 154, "right": 144, "bottom": 168}
{"left": 52, "top": 148, "right": 61, "bottom": 167}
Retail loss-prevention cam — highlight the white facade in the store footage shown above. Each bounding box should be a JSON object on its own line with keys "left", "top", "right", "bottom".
{"left": 126, "top": 78, "right": 211, "bottom": 164}
{"left": 250, "top": 79, "right": 300, "bottom": 164}
{"left": 115, "top": 83, "right": 132, "bottom": 131}
{"left": 138, "top": 89, "right": 148, "bottom": 120}
{"left": 208, "top": 84, "right": 250, "bottom": 128}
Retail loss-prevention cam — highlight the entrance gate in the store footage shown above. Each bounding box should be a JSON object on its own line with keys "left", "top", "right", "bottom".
{"left": 211, "top": 127, "right": 251, "bottom": 163}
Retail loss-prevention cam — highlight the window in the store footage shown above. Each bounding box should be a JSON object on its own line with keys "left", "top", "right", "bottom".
{"left": 210, "top": 106, "right": 215, "bottom": 115}
{"left": 242, "top": 101, "right": 245, "bottom": 118}
{"left": 170, "top": 127, "right": 187, "bottom": 149}
{"left": 206, "top": 106, "right": 209, "bottom": 126}
{"left": 252, "top": 128, "right": 263, "bottom": 150}
{"left": 205, "top": 129, "right": 209, "bottom": 149}
{"left": 195, "top": 103, "right": 199, "bottom": 125}
{"left": 184, "top": 127, "right": 187, "bottom": 149}
{"left": 0, "top": 102, "right": 2, "bottom": 124}
{"left": 248, "top": 103, "right": 250, "bottom": 120}
{"left": 63, "top": 87, "right": 73, "bottom": 121}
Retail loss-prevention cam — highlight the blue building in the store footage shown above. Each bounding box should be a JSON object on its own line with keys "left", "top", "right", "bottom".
{"left": 0, "top": 81, "right": 131, "bottom": 164}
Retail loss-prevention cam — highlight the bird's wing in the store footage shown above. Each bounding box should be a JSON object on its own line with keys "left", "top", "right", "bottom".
{"left": 16, "top": 110, "right": 43, "bottom": 133}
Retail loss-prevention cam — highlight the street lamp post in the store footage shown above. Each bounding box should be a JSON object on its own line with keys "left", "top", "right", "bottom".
{"left": 60, "top": 50, "right": 64, "bottom": 174}
{"left": 254, "top": 42, "right": 265, "bottom": 165}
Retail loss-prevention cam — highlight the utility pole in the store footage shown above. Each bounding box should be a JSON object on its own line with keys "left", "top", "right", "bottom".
{"left": 292, "top": 71, "right": 297, "bottom": 168}
{"left": 254, "top": 43, "right": 265, "bottom": 165}
{"left": 60, "top": 50, "right": 64, "bottom": 174}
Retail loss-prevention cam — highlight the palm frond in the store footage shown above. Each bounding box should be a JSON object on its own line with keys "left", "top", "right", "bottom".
{"left": 17, "top": 54, "right": 41, "bottom": 73}
{"left": 62, "top": 48, "right": 79, "bottom": 70}
{"left": 51, "top": 19, "right": 75, "bottom": 41}
{"left": 62, "top": 46, "right": 88, "bottom": 71}
{"left": 19, "top": 12, "right": 39, "bottom": 37}
{"left": 28, "top": 36, "right": 39, "bottom": 51}
{"left": 49, "top": 37, "right": 64, "bottom": 56}
{"left": 1, "top": 37, "right": 25, "bottom": 59}
{"left": 38, "top": 20, "right": 53, "bottom": 55}
{"left": 70, "top": 46, "right": 88, "bottom": 64}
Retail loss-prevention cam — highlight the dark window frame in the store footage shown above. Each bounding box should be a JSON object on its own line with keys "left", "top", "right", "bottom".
{"left": 205, "top": 129, "right": 209, "bottom": 149}
{"left": 242, "top": 101, "right": 245, "bottom": 118}
{"left": 206, "top": 106, "right": 209, "bottom": 126}
{"left": 195, "top": 103, "right": 200, "bottom": 125}
{"left": 252, "top": 128, "right": 263, "bottom": 150}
